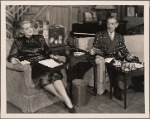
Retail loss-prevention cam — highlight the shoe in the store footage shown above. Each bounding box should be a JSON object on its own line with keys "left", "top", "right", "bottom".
{"left": 68, "top": 106, "right": 76, "bottom": 113}
{"left": 62, "top": 103, "right": 76, "bottom": 113}
{"left": 113, "top": 87, "right": 123, "bottom": 101}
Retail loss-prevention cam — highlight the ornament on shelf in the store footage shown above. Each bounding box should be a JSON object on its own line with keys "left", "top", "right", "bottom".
{"left": 58, "top": 35, "right": 63, "bottom": 44}
{"left": 54, "top": 39, "right": 58, "bottom": 44}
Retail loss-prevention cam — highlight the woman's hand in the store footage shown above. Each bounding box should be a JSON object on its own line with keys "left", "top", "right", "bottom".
{"left": 55, "top": 55, "right": 66, "bottom": 62}
{"left": 50, "top": 54, "right": 66, "bottom": 62}
{"left": 11, "top": 57, "right": 20, "bottom": 65}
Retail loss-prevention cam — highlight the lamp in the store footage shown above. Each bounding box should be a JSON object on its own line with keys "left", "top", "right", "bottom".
{"left": 95, "top": 5, "right": 116, "bottom": 10}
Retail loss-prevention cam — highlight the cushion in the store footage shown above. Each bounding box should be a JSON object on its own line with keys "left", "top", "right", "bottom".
{"left": 124, "top": 35, "right": 144, "bottom": 61}
{"left": 76, "top": 37, "right": 94, "bottom": 52}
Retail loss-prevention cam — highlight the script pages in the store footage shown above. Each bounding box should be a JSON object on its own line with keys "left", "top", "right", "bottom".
{"left": 38, "top": 59, "right": 63, "bottom": 68}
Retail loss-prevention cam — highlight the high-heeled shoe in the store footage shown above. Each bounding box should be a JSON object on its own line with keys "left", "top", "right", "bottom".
{"left": 62, "top": 103, "right": 76, "bottom": 113}
{"left": 67, "top": 106, "right": 76, "bottom": 113}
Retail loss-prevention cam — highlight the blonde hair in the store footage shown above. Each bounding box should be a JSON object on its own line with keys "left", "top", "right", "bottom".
{"left": 18, "top": 19, "right": 32, "bottom": 29}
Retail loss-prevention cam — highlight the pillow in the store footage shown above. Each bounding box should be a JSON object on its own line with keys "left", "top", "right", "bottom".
{"left": 76, "top": 37, "right": 94, "bottom": 52}
{"left": 124, "top": 35, "right": 144, "bottom": 61}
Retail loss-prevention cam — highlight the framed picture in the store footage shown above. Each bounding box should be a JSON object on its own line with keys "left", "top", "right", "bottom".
{"left": 84, "top": 12, "right": 97, "bottom": 22}
{"left": 127, "top": 6, "right": 135, "bottom": 17}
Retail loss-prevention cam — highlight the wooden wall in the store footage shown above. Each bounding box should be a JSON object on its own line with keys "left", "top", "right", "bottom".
{"left": 44, "top": 5, "right": 94, "bottom": 32}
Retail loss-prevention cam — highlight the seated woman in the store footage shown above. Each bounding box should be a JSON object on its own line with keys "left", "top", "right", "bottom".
{"left": 8, "top": 20, "right": 76, "bottom": 113}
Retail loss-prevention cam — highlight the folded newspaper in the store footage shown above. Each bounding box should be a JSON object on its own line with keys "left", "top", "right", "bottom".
{"left": 38, "top": 59, "right": 63, "bottom": 68}
{"left": 105, "top": 57, "right": 114, "bottom": 63}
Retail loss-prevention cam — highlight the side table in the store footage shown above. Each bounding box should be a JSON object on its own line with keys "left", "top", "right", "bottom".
{"left": 68, "top": 51, "right": 97, "bottom": 99}
{"left": 106, "top": 63, "right": 144, "bottom": 109}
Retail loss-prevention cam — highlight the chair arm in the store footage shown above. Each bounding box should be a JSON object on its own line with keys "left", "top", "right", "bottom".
{"left": 6, "top": 61, "right": 35, "bottom": 88}
{"left": 6, "top": 61, "right": 29, "bottom": 72}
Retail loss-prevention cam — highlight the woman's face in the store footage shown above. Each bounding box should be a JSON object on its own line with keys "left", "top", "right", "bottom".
{"left": 21, "top": 23, "right": 33, "bottom": 37}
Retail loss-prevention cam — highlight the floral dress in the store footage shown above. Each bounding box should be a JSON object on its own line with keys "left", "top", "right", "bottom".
{"left": 8, "top": 35, "right": 63, "bottom": 88}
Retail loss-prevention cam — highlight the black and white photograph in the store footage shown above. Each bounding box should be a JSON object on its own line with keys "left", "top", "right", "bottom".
{"left": 1, "top": 1, "right": 149, "bottom": 118}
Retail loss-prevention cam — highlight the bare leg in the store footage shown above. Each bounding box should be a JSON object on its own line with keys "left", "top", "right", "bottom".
{"left": 44, "top": 84, "right": 64, "bottom": 102}
{"left": 53, "top": 80, "right": 73, "bottom": 108}
{"left": 61, "top": 68, "right": 67, "bottom": 87}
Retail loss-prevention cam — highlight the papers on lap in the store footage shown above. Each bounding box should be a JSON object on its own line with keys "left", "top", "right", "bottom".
{"left": 38, "top": 59, "right": 63, "bottom": 68}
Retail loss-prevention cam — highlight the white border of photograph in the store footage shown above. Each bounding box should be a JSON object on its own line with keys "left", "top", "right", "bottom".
{"left": 1, "top": 1, "right": 149, "bottom": 118}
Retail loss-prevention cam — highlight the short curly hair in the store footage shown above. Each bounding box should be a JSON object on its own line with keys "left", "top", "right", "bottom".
{"left": 18, "top": 19, "right": 32, "bottom": 29}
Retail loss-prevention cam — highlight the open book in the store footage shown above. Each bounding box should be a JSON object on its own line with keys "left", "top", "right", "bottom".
{"left": 38, "top": 59, "right": 63, "bottom": 68}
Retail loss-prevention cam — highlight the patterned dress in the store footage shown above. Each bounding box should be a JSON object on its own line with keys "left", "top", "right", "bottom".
{"left": 8, "top": 35, "right": 63, "bottom": 88}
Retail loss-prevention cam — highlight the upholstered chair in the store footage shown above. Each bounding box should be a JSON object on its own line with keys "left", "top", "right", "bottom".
{"left": 6, "top": 24, "right": 68, "bottom": 113}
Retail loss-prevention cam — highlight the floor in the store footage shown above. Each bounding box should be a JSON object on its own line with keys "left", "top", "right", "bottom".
{"left": 7, "top": 89, "right": 145, "bottom": 114}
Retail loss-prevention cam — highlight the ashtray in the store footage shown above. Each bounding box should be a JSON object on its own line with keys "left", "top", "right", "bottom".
{"left": 73, "top": 52, "right": 85, "bottom": 56}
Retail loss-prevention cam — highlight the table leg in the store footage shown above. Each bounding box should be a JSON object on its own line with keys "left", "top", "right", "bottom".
{"left": 124, "top": 75, "right": 127, "bottom": 109}
{"left": 93, "top": 63, "right": 97, "bottom": 96}
{"left": 68, "top": 66, "right": 73, "bottom": 100}
{"left": 108, "top": 68, "right": 113, "bottom": 99}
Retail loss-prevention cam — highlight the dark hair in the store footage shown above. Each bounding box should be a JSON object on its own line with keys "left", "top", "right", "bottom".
{"left": 18, "top": 19, "right": 32, "bottom": 30}
{"left": 107, "top": 16, "right": 119, "bottom": 23}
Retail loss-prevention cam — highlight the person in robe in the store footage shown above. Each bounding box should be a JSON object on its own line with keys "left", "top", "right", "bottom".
{"left": 90, "top": 16, "right": 134, "bottom": 101}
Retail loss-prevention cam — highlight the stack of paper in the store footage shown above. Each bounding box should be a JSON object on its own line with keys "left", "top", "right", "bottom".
{"left": 38, "top": 59, "right": 63, "bottom": 68}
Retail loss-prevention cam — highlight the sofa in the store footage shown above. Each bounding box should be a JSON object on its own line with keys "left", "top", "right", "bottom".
{"left": 76, "top": 35, "right": 144, "bottom": 61}
{"left": 76, "top": 35, "right": 144, "bottom": 92}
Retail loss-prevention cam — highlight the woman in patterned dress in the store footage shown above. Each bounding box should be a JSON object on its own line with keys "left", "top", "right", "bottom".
{"left": 8, "top": 20, "right": 76, "bottom": 113}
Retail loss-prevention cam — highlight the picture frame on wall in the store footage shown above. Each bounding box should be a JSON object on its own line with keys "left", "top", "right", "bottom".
{"left": 84, "top": 12, "right": 97, "bottom": 22}
{"left": 127, "top": 6, "right": 135, "bottom": 17}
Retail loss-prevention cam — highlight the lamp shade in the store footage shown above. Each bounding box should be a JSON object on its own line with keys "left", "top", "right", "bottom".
{"left": 95, "top": 5, "right": 116, "bottom": 9}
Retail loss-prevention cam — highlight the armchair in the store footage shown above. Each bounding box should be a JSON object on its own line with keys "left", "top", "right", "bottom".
{"left": 6, "top": 38, "right": 61, "bottom": 113}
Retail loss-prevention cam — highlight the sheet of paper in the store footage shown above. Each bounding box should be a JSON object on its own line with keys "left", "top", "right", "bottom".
{"left": 105, "top": 57, "right": 114, "bottom": 63}
{"left": 38, "top": 59, "right": 63, "bottom": 68}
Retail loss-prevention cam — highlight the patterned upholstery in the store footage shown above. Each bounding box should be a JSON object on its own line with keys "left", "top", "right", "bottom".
{"left": 6, "top": 38, "right": 59, "bottom": 113}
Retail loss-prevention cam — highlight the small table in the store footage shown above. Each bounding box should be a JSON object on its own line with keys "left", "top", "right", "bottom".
{"left": 68, "top": 49, "right": 97, "bottom": 99}
{"left": 106, "top": 63, "right": 144, "bottom": 109}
